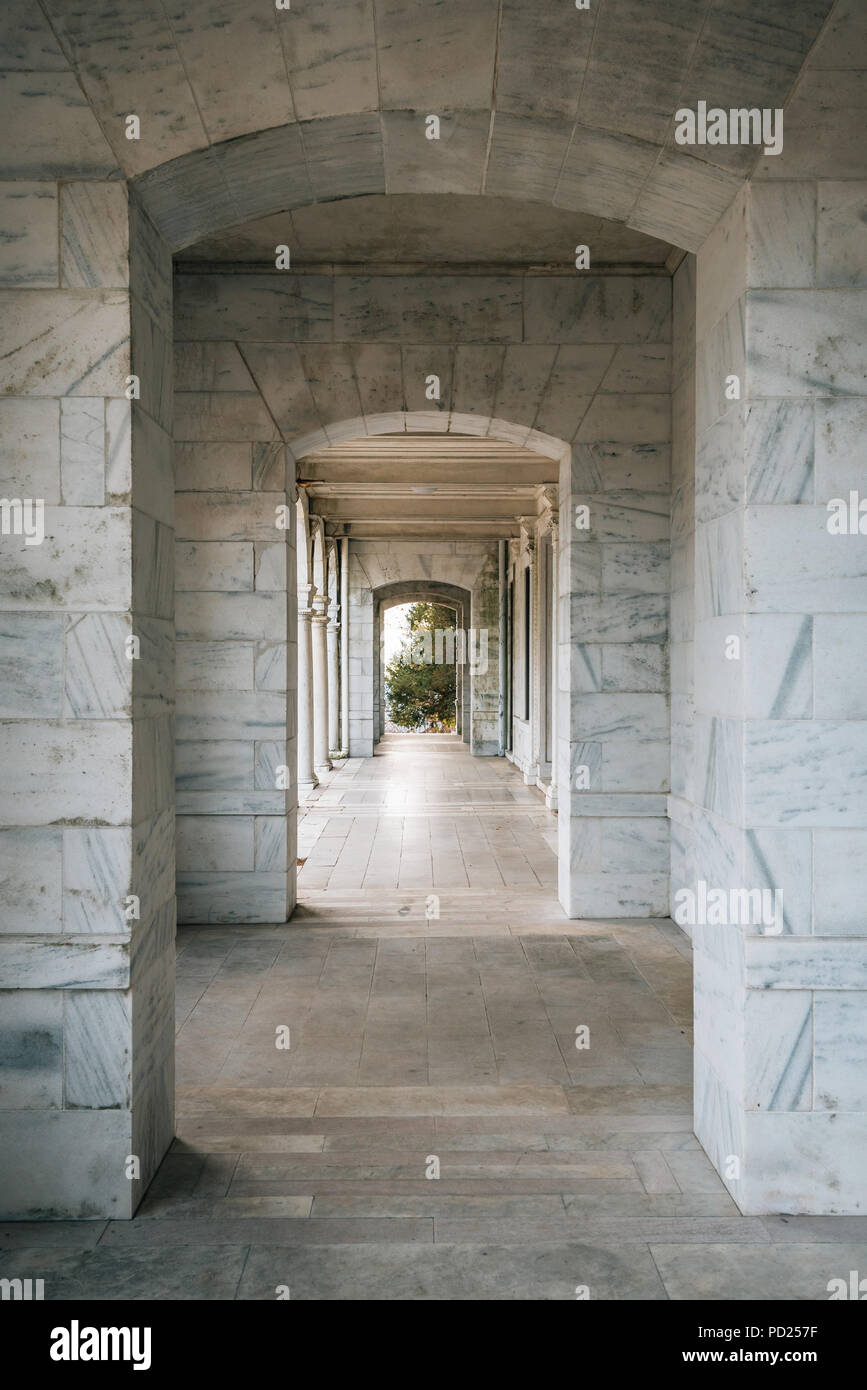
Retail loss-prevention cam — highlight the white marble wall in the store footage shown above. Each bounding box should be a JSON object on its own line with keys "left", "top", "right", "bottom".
{"left": 0, "top": 0, "right": 861, "bottom": 1232}
{"left": 683, "top": 137, "right": 867, "bottom": 1211}
{"left": 174, "top": 270, "right": 674, "bottom": 916}
{"left": 0, "top": 186, "right": 176, "bottom": 1218}
{"left": 171, "top": 272, "right": 673, "bottom": 472}
{"left": 173, "top": 344, "right": 297, "bottom": 925}
{"left": 555, "top": 306, "right": 672, "bottom": 917}
{"left": 668, "top": 253, "right": 697, "bottom": 930}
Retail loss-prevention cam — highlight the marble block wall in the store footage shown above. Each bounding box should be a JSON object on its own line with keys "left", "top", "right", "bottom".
{"left": 174, "top": 271, "right": 673, "bottom": 906}
{"left": 687, "top": 144, "right": 867, "bottom": 1211}
{"left": 173, "top": 345, "right": 297, "bottom": 925}
{"left": 0, "top": 186, "right": 176, "bottom": 1218}
{"left": 556, "top": 316, "right": 672, "bottom": 918}
{"left": 668, "top": 254, "right": 697, "bottom": 932}
{"left": 348, "top": 542, "right": 499, "bottom": 756}
{"left": 687, "top": 190, "right": 751, "bottom": 1211}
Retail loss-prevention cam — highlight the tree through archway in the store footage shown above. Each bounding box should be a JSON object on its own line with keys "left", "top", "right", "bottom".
{"left": 385, "top": 602, "right": 459, "bottom": 733}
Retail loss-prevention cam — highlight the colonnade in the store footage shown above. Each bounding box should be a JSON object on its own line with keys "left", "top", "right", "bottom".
{"left": 297, "top": 510, "right": 347, "bottom": 795}
{"left": 504, "top": 492, "right": 560, "bottom": 811}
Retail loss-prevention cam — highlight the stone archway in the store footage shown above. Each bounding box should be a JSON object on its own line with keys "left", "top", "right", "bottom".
{"left": 2, "top": 0, "right": 864, "bottom": 1226}
{"left": 373, "top": 581, "right": 472, "bottom": 745}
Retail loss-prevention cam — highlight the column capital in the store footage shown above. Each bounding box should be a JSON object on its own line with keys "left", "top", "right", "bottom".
{"left": 516, "top": 517, "right": 536, "bottom": 554}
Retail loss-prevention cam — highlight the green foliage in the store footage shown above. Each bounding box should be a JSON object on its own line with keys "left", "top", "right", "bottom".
{"left": 407, "top": 602, "right": 457, "bottom": 634}
{"left": 386, "top": 603, "right": 457, "bottom": 731}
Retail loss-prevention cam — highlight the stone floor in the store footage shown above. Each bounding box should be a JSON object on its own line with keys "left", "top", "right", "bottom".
{"left": 3, "top": 736, "right": 865, "bottom": 1299}
{"left": 298, "top": 733, "right": 558, "bottom": 894}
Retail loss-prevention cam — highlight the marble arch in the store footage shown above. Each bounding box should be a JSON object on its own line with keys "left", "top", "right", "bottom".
{"left": 372, "top": 580, "right": 472, "bottom": 744}
{"left": 1, "top": 0, "right": 865, "bottom": 1227}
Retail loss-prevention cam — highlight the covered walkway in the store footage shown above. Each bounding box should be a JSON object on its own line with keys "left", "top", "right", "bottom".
{"left": 298, "top": 733, "right": 558, "bottom": 898}
{"left": 3, "top": 0, "right": 866, "bottom": 1280}
{"left": 7, "top": 737, "right": 866, "bottom": 1297}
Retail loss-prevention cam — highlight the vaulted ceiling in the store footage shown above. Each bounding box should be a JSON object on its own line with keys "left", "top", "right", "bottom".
{"left": 4, "top": 0, "right": 840, "bottom": 253}
{"left": 177, "top": 193, "right": 675, "bottom": 271}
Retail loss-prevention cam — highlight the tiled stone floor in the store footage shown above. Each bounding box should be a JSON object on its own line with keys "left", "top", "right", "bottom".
{"left": 297, "top": 733, "right": 558, "bottom": 893}
{"left": 4, "top": 736, "right": 865, "bottom": 1299}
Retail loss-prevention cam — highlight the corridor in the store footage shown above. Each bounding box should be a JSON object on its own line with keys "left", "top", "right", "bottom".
{"left": 298, "top": 733, "right": 558, "bottom": 899}
{"left": 3, "top": 0, "right": 867, "bottom": 1314}
{"left": 9, "top": 739, "right": 865, "bottom": 1302}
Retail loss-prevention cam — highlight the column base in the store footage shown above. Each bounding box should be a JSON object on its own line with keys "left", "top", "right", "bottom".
{"left": 315, "top": 760, "right": 333, "bottom": 777}
{"left": 298, "top": 776, "right": 318, "bottom": 798}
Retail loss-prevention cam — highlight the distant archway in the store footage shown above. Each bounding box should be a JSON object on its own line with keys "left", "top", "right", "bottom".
{"left": 374, "top": 581, "right": 472, "bottom": 746}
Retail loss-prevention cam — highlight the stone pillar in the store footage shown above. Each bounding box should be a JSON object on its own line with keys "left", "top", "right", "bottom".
{"left": 498, "top": 540, "right": 507, "bottom": 755}
{"left": 525, "top": 525, "right": 541, "bottom": 787}
{"left": 557, "top": 426, "right": 670, "bottom": 918}
{"left": 525, "top": 536, "right": 539, "bottom": 789}
{"left": 297, "top": 583, "right": 317, "bottom": 795}
{"left": 0, "top": 187, "right": 175, "bottom": 1218}
{"left": 326, "top": 601, "right": 340, "bottom": 755}
{"left": 339, "top": 537, "right": 350, "bottom": 755}
{"left": 469, "top": 545, "right": 501, "bottom": 755}
{"left": 463, "top": 588, "right": 473, "bottom": 746}
{"left": 546, "top": 519, "right": 559, "bottom": 810}
{"left": 683, "top": 170, "right": 867, "bottom": 1214}
{"left": 376, "top": 601, "right": 385, "bottom": 743}
{"left": 173, "top": 424, "right": 295, "bottom": 925}
{"left": 347, "top": 549, "right": 375, "bottom": 756}
{"left": 311, "top": 591, "right": 332, "bottom": 777}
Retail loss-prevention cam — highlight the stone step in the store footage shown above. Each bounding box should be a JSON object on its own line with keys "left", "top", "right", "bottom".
{"left": 176, "top": 1083, "right": 693, "bottom": 1120}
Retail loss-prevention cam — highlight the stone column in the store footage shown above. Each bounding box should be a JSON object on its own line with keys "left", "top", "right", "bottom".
{"left": 528, "top": 522, "right": 544, "bottom": 786}
{"left": 469, "top": 544, "right": 502, "bottom": 755}
{"left": 347, "top": 550, "right": 375, "bottom": 756}
{"left": 546, "top": 518, "right": 559, "bottom": 810}
{"left": 297, "top": 583, "right": 317, "bottom": 795}
{"left": 498, "top": 540, "right": 507, "bottom": 755}
{"left": 0, "top": 188, "right": 175, "bottom": 1219}
{"left": 557, "top": 432, "right": 670, "bottom": 920}
{"left": 174, "top": 418, "right": 294, "bottom": 925}
{"left": 327, "top": 601, "right": 341, "bottom": 756}
{"left": 339, "top": 537, "right": 350, "bottom": 755}
{"left": 376, "top": 600, "right": 385, "bottom": 743}
{"left": 311, "top": 591, "right": 332, "bottom": 778}
{"left": 515, "top": 522, "right": 539, "bottom": 783}
{"left": 683, "top": 171, "right": 867, "bottom": 1215}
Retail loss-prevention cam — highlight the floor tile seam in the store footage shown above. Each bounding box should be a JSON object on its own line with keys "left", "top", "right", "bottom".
{"left": 633, "top": 1148, "right": 684, "bottom": 1198}
{"left": 231, "top": 1244, "right": 254, "bottom": 1301}
{"left": 645, "top": 1243, "right": 674, "bottom": 1300}
{"left": 620, "top": 953, "right": 690, "bottom": 1032}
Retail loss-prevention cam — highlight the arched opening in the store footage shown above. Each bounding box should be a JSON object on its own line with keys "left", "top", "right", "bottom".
{"left": 381, "top": 600, "right": 460, "bottom": 737}
{"left": 292, "top": 428, "right": 566, "bottom": 916}
{"left": 6, "top": 0, "right": 863, "bottom": 1251}
{"left": 375, "top": 583, "right": 472, "bottom": 743}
